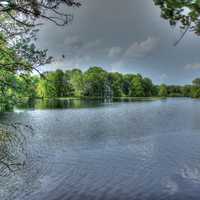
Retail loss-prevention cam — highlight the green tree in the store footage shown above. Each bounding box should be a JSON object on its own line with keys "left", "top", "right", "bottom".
{"left": 37, "top": 70, "right": 76, "bottom": 98}
{"left": 152, "top": 85, "right": 159, "bottom": 96}
{"left": 159, "top": 84, "right": 168, "bottom": 97}
{"left": 0, "top": 0, "right": 82, "bottom": 176}
{"left": 83, "top": 67, "right": 108, "bottom": 97}
{"left": 0, "top": 0, "right": 81, "bottom": 103}
{"left": 192, "top": 78, "right": 200, "bottom": 87}
{"left": 69, "top": 69, "right": 84, "bottom": 97}
{"left": 154, "top": 0, "right": 200, "bottom": 42}
{"left": 167, "top": 85, "right": 183, "bottom": 97}
{"left": 53, "top": 70, "right": 66, "bottom": 97}
{"left": 129, "top": 74, "right": 145, "bottom": 97}
{"left": 0, "top": 69, "right": 17, "bottom": 110}
{"left": 191, "top": 86, "right": 200, "bottom": 98}
{"left": 16, "top": 75, "right": 39, "bottom": 99}
{"left": 181, "top": 85, "right": 192, "bottom": 97}
{"left": 122, "top": 74, "right": 134, "bottom": 96}
{"left": 36, "top": 72, "right": 57, "bottom": 98}
{"left": 107, "top": 72, "right": 123, "bottom": 97}
{"left": 143, "top": 77, "right": 154, "bottom": 97}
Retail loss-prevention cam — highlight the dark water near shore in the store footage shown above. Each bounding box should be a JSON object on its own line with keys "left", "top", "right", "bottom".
{"left": 1, "top": 98, "right": 200, "bottom": 200}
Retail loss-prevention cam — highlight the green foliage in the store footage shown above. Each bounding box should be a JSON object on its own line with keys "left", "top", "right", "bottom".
{"left": 154, "top": 0, "right": 200, "bottom": 37}
{"left": 143, "top": 77, "right": 154, "bottom": 97}
{"left": 192, "top": 78, "right": 200, "bottom": 87}
{"left": 191, "top": 87, "right": 200, "bottom": 98}
{"left": 33, "top": 67, "right": 157, "bottom": 100}
{"left": 3, "top": 66, "right": 200, "bottom": 110}
{"left": 0, "top": 0, "right": 82, "bottom": 176}
{"left": 159, "top": 84, "right": 168, "bottom": 97}
{"left": 108, "top": 72, "right": 123, "bottom": 97}
{"left": 69, "top": 69, "right": 84, "bottom": 97}
{"left": 181, "top": 85, "right": 192, "bottom": 97}
{"left": 37, "top": 76, "right": 56, "bottom": 98}
{"left": 167, "top": 85, "right": 184, "bottom": 97}
{"left": 0, "top": 0, "right": 81, "bottom": 110}
{"left": 16, "top": 75, "right": 39, "bottom": 99}
{"left": 83, "top": 67, "right": 108, "bottom": 97}
{"left": 190, "top": 78, "right": 200, "bottom": 98}
{"left": 129, "top": 74, "right": 145, "bottom": 97}
{"left": 36, "top": 70, "right": 75, "bottom": 98}
{"left": 0, "top": 69, "right": 17, "bottom": 110}
{"left": 122, "top": 74, "right": 134, "bottom": 96}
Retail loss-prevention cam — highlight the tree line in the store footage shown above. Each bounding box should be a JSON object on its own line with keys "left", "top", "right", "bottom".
{"left": 2, "top": 67, "right": 200, "bottom": 105}
{"left": 14, "top": 67, "right": 158, "bottom": 99}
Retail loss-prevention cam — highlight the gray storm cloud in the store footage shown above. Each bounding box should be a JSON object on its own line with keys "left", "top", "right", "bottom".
{"left": 36, "top": 0, "right": 200, "bottom": 84}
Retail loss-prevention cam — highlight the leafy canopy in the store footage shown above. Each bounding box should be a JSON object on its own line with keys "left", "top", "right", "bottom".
{"left": 154, "top": 0, "right": 200, "bottom": 43}
{"left": 0, "top": 0, "right": 81, "bottom": 105}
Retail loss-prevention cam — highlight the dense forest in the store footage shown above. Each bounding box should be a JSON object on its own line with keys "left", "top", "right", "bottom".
{"left": 1, "top": 66, "right": 200, "bottom": 110}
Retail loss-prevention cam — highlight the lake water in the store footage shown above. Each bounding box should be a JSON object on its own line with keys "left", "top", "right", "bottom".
{"left": 1, "top": 98, "right": 200, "bottom": 200}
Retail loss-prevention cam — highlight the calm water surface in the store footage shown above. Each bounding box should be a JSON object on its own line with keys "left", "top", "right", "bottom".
{"left": 1, "top": 98, "right": 200, "bottom": 200}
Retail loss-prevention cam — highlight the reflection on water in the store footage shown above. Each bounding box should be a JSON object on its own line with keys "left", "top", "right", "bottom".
{"left": 1, "top": 98, "right": 200, "bottom": 200}
{"left": 15, "top": 97, "right": 161, "bottom": 110}
{"left": 16, "top": 98, "right": 105, "bottom": 110}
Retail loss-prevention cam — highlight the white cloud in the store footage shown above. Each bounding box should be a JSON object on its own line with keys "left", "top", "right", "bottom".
{"left": 108, "top": 47, "right": 122, "bottom": 58}
{"left": 106, "top": 37, "right": 159, "bottom": 71}
{"left": 124, "top": 37, "right": 159, "bottom": 59}
{"left": 184, "top": 63, "right": 200, "bottom": 70}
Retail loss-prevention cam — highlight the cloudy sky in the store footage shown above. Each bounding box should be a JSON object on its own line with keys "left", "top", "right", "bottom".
{"left": 37, "top": 0, "right": 200, "bottom": 85}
